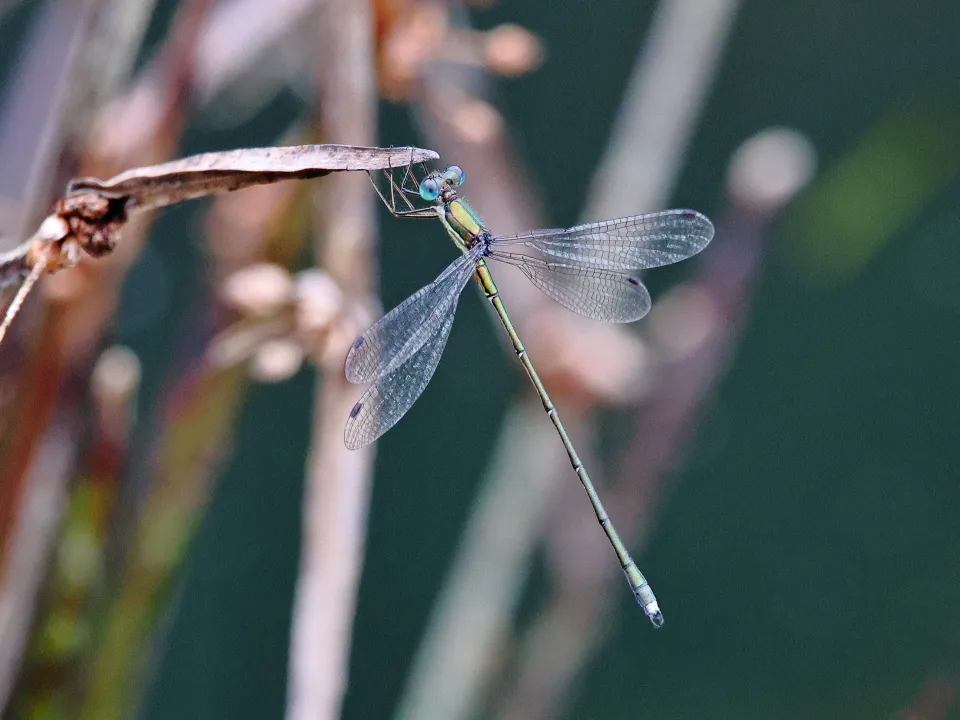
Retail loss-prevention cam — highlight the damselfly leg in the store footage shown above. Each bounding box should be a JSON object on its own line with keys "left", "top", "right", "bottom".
{"left": 367, "top": 152, "right": 436, "bottom": 219}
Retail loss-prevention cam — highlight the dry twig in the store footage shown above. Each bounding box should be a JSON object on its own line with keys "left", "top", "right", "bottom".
{"left": 0, "top": 144, "right": 437, "bottom": 344}
{"left": 284, "top": 2, "right": 380, "bottom": 720}
{"left": 395, "top": 2, "right": 737, "bottom": 718}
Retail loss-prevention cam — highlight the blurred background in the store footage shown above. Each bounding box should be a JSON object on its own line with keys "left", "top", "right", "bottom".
{"left": 0, "top": 1, "right": 958, "bottom": 719}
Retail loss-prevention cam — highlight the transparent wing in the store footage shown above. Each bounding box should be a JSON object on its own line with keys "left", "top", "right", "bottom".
{"left": 490, "top": 209, "right": 714, "bottom": 271}
{"left": 490, "top": 252, "right": 651, "bottom": 323}
{"left": 344, "top": 298, "right": 457, "bottom": 449}
{"left": 345, "top": 249, "right": 480, "bottom": 384}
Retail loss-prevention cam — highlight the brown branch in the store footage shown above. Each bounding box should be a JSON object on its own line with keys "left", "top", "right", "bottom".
{"left": 0, "top": 144, "right": 436, "bottom": 350}
{"left": 0, "top": 0, "right": 431, "bottom": 713}
{"left": 69, "top": 144, "right": 440, "bottom": 211}
{"left": 392, "top": 0, "right": 734, "bottom": 712}
{"left": 0, "top": 1, "right": 199, "bottom": 710}
{"left": 284, "top": 2, "right": 379, "bottom": 720}
{"left": 496, "top": 128, "right": 817, "bottom": 720}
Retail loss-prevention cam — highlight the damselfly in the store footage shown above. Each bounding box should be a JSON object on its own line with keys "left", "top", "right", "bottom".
{"left": 345, "top": 161, "right": 714, "bottom": 626}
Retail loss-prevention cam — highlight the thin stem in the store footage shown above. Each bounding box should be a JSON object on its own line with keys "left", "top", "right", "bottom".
{"left": 284, "top": 1, "right": 377, "bottom": 720}
{"left": 0, "top": 248, "right": 46, "bottom": 347}
{"left": 0, "top": 242, "right": 32, "bottom": 289}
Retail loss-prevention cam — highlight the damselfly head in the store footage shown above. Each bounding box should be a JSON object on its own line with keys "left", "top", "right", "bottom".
{"left": 418, "top": 165, "right": 465, "bottom": 202}
{"left": 441, "top": 165, "right": 464, "bottom": 187}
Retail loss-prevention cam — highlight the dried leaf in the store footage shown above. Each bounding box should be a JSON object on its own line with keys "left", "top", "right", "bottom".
{"left": 67, "top": 144, "right": 439, "bottom": 210}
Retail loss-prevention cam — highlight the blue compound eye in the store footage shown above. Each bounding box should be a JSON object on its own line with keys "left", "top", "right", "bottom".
{"left": 419, "top": 176, "right": 440, "bottom": 201}
{"left": 442, "top": 165, "right": 465, "bottom": 187}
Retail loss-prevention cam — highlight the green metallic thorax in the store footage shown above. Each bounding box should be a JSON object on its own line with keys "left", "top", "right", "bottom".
{"left": 437, "top": 194, "right": 487, "bottom": 253}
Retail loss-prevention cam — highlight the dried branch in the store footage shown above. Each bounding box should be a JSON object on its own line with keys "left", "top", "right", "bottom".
{"left": 76, "top": 364, "right": 250, "bottom": 720}
{"left": 0, "top": 0, "right": 114, "bottom": 243}
{"left": 8, "top": 346, "right": 140, "bottom": 718}
{"left": 395, "top": 84, "right": 567, "bottom": 720}
{"left": 0, "top": 3, "right": 433, "bottom": 714}
{"left": 496, "top": 128, "right": 816, "bottom": 720}
{"left": 284, "top": 2, "right": 379, "bottom": 720}
{"left": 584, "top": 0, "right": 741, "bottom": 216}
{"left": 68, "top": 144, "right": 439, "bottom": 211}
{"left": 486, "top": 5, "right": 743, "bottom": 717}
{"left": 0, "top": 0, "right": 155, "bottom": 707}
{"left": 0, "top": 144, "right": 437, "bottom": 341}
{"left": 394, "top": 2, "right": 737, "bottom": 718}
{"left": 71, "top": 146, "right": 333, "bottom": 720}
{"left": 0, "top": 422, "right": 79, "bottom": 711}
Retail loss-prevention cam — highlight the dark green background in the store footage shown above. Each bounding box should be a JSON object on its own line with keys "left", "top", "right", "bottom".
{"left": 4, "top": 1, "right": 960, "bottom": 718}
